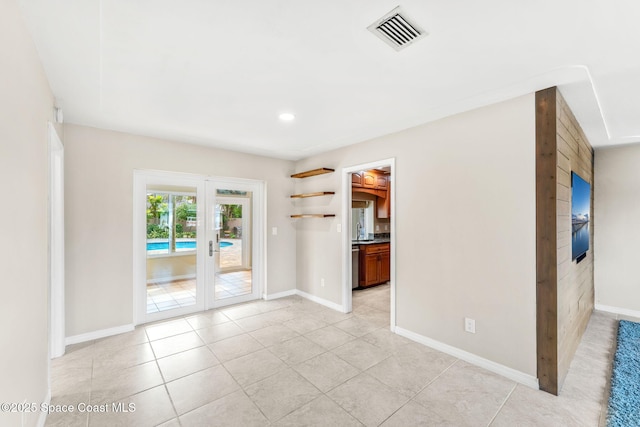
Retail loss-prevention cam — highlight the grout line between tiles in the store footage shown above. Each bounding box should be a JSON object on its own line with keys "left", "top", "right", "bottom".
{"left": 486, "top": 381, "right": 518, "bottom": 426}
{"left": 268, "top": 372, "right": 326, "bottom": 424}
{"left": 173, "top": 385, "right": 242, "bottom": 422}
{"left": 239, "top": 387, "right": 271, "bottom": 424}
{"left": 162, "top": 381, "right": 182, "bottom": 426}
{"left": 376, "top": 390, "right": 419, "bottom": 426}
{"left": 417, "top": 357, "right": 460, "bottom": 395}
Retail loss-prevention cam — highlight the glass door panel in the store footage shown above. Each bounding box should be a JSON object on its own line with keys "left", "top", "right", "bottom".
{"left": 144, "top": 185, "right": 201, "bottom": 318}
{"left": 207, "top": 182, "right": 261, "bottom": 308}
{"left": 215, "top": 194, "right": 251, "bottom": 300}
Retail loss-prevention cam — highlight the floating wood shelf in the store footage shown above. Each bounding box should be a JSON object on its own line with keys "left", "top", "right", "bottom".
{"left": 290, "top": 168, "right": 334, "bottom": 179}
{"left": 290, "top": 214, "right": 336, "bottom": 218}
{"left": 290, "top": 168, "right": 335, "bottom": 218}
{"left": 290, "top": 191, "right": 335, "bottom": 199}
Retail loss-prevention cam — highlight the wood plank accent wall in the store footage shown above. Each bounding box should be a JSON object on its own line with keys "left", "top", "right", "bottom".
{"left": 555, "top": 89, "right": 595, "bottom": 390}
{"left": 536, "top": 87, "right": 595, "bottom": 395}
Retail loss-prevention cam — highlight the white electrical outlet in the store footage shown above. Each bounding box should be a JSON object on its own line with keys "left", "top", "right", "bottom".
{"left": 272, "top": 227, "right": 278, "bottom": 235}
{"left": 337, "top": 223, "right": 341, "bottom": 233}
{"left": 376, "top": 225, "right": 380, "bottom": 231}
{"left": 320, "top": 278, "right": 325, "bottom": 287}
{"left": 464, "top": 317, "right": 476, "bottom": 334}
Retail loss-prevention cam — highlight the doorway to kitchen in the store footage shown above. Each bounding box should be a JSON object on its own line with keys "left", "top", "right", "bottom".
{"left": 342, "top": 159, "right": 396, "bottom": 330}
{"left": 133, "top": 171, "right": 265, "bottom": 324}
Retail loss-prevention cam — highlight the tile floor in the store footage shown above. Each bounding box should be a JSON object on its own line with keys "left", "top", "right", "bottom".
{"left": 147, "top": 280, "right": 197, "bottom": 313}
{"left": 214, "top": 270, "right": 252, "bottom": 300}
{"left": 217, "top": 239, "right": 243, "bottom": 270}
{"left": 147, "top": 270, "right": 252, "bottom": 313}
{"left": 48, "top": 284, "right": 621, "bottom": 426}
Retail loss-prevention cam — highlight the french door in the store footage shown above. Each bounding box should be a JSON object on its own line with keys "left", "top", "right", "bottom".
{"left": 134, "top": 171, "right": 264, "bottom": 324}
{"left": 205, "top": 179, "right": 262, "bottom": 308}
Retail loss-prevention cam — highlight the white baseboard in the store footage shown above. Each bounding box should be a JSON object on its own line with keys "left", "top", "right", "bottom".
{"left": 36, "top": 389, "right": 51, "bottom": 427}
{"left": 394, "top": 326, "right": 539, "bottom": 389}
{"left": 296, "top": 290, "right": 345, "bottom": 312}
{"left": 263, "top": 289, "right": 297, "bottom": 300}
{"left": 147, "top": 274, "right": 196, "bottom": 284}
{"left": 66, "top": 324, "right": 135, "bottom": 345}
{"left": 595, "top": 303, "right": 640, "bottom": 320}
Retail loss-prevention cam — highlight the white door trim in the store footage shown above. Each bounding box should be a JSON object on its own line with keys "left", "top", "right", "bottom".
{"left": 342, "top": 158, "right": 396, "bottom": 331}
{"left": 49, "top": 123, "right": 65, "bottom": 358}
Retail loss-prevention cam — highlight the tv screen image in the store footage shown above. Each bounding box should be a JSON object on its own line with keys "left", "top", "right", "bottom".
{"left": 571, "top": 171, "right": 590, "bottom": 261}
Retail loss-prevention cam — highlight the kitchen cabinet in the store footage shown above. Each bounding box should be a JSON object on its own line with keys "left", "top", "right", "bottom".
{"left": 352, "top": 171, "right": 363, "bottom": 187}
{"left": 376, "top": 181, "right": 391, "bottom": 219}
{"left": 375, "top": 174, "right": 388, "bottom": 190}
{"left": 362, "top": 173, "right": 376, "bottom": 188}
{"left": 379, "top": 250, "right": 391, "bottom": 283}
{"left": 352, "top": 170, "right": 387, "bottom": 190}
{"left": 352, "top": 169, "right": 389, "bottom": 217}
{"left": 359, "top": 243, "right": 390, "bottom": 287}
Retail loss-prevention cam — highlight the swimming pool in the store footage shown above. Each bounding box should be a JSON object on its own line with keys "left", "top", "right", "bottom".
{"left": 146, "top": 241, "right": 232, "bottom": 251}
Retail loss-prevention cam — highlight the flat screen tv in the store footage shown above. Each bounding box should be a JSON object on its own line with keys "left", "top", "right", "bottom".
{"left": 571, "top": 171, "right": 590, "bottom": 262}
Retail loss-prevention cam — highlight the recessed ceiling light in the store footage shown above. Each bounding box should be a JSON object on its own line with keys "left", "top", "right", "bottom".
{"left": 279, "top": 113, "right": 296, "bottom": 121}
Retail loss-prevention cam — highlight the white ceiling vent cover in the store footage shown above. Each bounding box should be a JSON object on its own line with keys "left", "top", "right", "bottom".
{"left": 367, "top": 6, "right": 427, "bottom": 51}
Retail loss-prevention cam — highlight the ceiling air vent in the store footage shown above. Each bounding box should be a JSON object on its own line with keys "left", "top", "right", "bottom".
{"left": 367, "top": 6, "right": 427, "bottom": 51}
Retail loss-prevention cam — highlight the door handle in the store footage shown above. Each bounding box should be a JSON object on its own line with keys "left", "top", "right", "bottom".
{"left": 209, "top": 240, "right": 213, "bottom": 256}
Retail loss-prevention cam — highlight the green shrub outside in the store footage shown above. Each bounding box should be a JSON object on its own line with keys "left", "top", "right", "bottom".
{"left": 147, "top": 224, "right": 168, "bottom": 238}
{"left": 147, "top": 223, "right": 196, "bottom": 239}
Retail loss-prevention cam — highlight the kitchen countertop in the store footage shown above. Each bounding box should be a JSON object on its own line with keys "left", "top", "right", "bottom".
{"left": 352, "top": 239, "right": 390, "bottom": 246}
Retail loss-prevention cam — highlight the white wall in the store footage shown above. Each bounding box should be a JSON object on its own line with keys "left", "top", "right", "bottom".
{"left": 0, "top": 0, "right": 55, "bottom": 425}
{"left": 64, "top": 124, "right": 296, "bottom": 336}
{"left": 294, "top": 94, "right": 537, "bottom": 376}
{"left": 594, "top": 144, "right": 640, "bottom": 315}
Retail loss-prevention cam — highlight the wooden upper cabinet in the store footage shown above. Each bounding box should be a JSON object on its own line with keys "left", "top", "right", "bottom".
{"left": 352, "top": 170, "right": 388, "bottom": 190}
{"left": 352, "top": 171, "right": 363, "bottom": 187}
{"left": 375, "top": 174, "right": 388, "bottom": 190}
{"left": 377, "top": 181, "right": 391, "bottom": 219}
{"left": 362, "top": 170, "right": 388, "bottom": 189}
{"left": 362, "top": 172, "right": 376, "bottom": 188}
{"left": 353, "top": 170, "right": 390, "bottom": 218}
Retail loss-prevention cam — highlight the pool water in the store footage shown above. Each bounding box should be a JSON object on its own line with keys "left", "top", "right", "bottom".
{"left": 147, "top": 241, "right": 232, "bottom": 251}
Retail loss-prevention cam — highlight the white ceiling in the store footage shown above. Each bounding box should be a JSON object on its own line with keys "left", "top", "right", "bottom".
{"left": 18, "top": 0, "right": 640, "bottom": 160}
